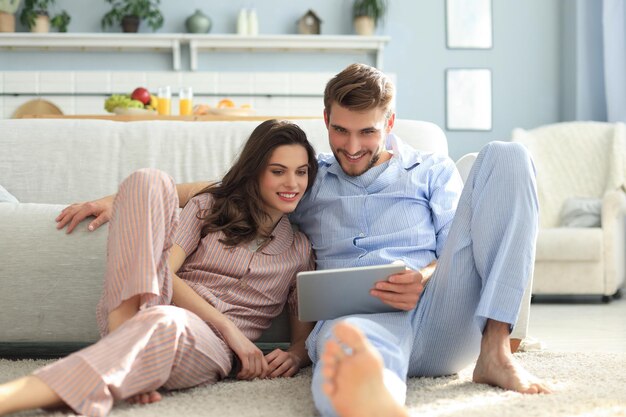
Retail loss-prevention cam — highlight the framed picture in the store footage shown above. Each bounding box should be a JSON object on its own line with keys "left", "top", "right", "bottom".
{"left": 446, "top": 68, "right": 492, "bottom": 131}
{"left": 446, "top": 0, "right": 493, "bottom": 49}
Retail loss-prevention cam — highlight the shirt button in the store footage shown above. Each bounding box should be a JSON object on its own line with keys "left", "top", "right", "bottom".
{"left": 359, "top": 232, "right": 365, "bottom": 237}
{"left": 240, "top": 281, "right": 247, "bottom": 287}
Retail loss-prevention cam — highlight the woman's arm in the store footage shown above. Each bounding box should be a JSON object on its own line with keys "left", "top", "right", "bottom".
{"left": 169, "top": 244, "right": 269, "bottom": 380}
{"left": 56, "top": 181, "right": 210, "bottom": 234}
{"left": 265, "top": 314, "right": 315, "bottom": 378}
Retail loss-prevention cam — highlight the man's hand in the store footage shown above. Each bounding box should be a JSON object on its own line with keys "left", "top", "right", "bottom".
{"left": 264, "top": 348, "right": 303, "bottom": 378}
{"left": 55, "top": 195, "right": 115, "bottom": 234}
{"left": 222, "top": 324, "right": 269, "bottom": 380}
{"left": 370, "top": 269, "right": 425, "bottom": 311}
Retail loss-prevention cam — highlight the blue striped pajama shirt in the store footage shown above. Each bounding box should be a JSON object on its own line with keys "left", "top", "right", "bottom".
{"left": 290, "top": 134, "right": 539, "bottom": 416}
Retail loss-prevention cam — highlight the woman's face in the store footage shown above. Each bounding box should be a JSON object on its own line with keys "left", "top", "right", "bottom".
{"left": 258, "top": 144, "right": 310, "bottom": 224}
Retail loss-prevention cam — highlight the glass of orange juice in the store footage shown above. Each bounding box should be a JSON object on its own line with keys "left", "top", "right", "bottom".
{"left": 179, "top": 87, "right": 193, "bottom": 116}
{"left": 157, "top": 86, "right": 171, "bottom": 116}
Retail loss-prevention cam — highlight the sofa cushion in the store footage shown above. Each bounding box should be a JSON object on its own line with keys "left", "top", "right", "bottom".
{"left": 536, "top": 227, "right": 602, "bottom": 261}
{"left": 0, "top": 119, "right": 448, "bottom": 205}
{"left": 0, "top": 184, "right": 18, "bottom": 203}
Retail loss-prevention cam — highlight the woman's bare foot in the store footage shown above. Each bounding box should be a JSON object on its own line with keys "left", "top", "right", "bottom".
{"left": 126, "top": 390, "right": 162, "bottom": 405}
{"left": 321, "top": 322, "right": 409, "bottom": 417}
{"left": 473, "top": 320, "right": 551, "bottom": 394}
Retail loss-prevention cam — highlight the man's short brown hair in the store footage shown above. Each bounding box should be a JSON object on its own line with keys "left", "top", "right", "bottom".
{"left": 324, "top": 63, "right": 395, "bottom": 118}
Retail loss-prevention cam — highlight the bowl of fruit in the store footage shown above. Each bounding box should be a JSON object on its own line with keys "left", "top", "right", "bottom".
{"left": 105, "top": 87, "right": 158, "bottom": 115}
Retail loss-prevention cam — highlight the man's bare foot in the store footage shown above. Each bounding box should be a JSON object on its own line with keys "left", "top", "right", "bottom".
{"left": 127, "top": 391, "right": 162, "bottom": 405}
{"left": 321, "top": 322, "right": 409, "bottom": 417}
{"left": 473, "top": 320, "right": 551, "bottom": 394}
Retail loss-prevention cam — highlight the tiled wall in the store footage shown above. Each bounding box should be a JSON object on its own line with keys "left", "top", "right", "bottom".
{"left": 0, "top": 71, "right": 334, "bottom": 118}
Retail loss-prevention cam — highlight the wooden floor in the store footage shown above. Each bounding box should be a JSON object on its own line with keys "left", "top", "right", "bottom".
{"left": 529, "top": 295, "right": 626, "bottom": 353}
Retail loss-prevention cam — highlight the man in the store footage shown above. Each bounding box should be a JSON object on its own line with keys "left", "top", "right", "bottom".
{"left": 58, "top": 64, "right": 549, "bottom": 416}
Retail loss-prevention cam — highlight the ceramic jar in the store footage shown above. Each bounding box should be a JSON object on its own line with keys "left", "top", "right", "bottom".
{"left": 185, "top": 9, "right": 211, "bottom": 34}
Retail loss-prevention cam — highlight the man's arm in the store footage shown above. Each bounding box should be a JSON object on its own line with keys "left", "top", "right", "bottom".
{"left": 56, "top": 181, "right": 210, "bottom": 234}
{"left": 370, "top": 260, "right": 437, "bottom": 311}
{"left": 265, "top": 315, "right": 315, "bottom": 378}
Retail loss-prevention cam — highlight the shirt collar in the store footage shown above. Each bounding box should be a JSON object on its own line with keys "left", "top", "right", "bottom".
{"left": 260, "top": 215, "right": 294, "bottom": 255}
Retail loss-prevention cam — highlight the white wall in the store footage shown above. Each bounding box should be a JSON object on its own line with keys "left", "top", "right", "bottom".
{"left": 0, "top": 0, "right": 565, "bottom": 160}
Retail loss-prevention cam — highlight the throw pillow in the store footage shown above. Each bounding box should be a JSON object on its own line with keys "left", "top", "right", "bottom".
{"left": 559, "top": 197, "right": 601, "bottom": 227}
{"left": 0, "top": 184, "right": 18, "bottom": 203}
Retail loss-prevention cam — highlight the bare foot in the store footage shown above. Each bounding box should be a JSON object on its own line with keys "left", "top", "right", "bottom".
{"left": 473, "top": 321, "right": 551, "bottom": 394}
{"left": 321, "top": 322, "right": 409, "bottom": 417}
{"left": 126, "top": 390, "right": 162, "bottom": 405}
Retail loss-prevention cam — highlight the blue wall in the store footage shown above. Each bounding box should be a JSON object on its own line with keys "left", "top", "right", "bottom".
{"left": 0, "top": 0, "right": 564, "bottom": 160}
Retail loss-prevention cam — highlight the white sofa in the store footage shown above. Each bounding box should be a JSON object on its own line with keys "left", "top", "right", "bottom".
{"left": 513, "top": 122, "right": 626, "bottom": 300}
{"left": 0, "top": 118, "right": 528, "bottom": 358}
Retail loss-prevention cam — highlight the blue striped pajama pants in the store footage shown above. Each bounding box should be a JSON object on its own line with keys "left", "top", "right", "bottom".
{"left": 308, "top": 141, "right": 539, "bottom": 416}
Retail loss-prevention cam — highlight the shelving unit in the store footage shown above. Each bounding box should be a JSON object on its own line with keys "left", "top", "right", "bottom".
{"left": 0, "top": 33, "right": 182, "bottom": 70}
{"left": 0, "top": 33, "right": 391, "bottom": 71}
{"left": 186, "top": 34, "right": 391, "bottom": 70}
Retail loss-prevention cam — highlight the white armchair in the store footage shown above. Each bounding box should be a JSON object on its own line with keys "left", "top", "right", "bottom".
{"left": 513, "top": 121, "right": 626, "bottom": 300}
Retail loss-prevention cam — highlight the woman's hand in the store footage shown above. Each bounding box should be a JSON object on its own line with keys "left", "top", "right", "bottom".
{"left": 55, "top": 195, "right": 115, "bottom": 234}
{"left": 264, "top": 349, "right": 303, "bottom": 378}
{"left": 221, "top": 324, "right": 269, "bottom": 380}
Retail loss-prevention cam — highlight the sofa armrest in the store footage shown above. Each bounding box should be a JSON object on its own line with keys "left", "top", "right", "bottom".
{"left": 455, "top": 152, "right": 478, "bottom": 184}
{"left": 0, "top": 203, "right": 106, "bottom": 344}
{"left": 601, "top": 190, "right": 626, "bottom": 295}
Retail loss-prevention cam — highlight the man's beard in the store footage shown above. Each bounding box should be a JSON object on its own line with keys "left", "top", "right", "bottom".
{"left": 334, "top": 148, "right": 383, "bottom": 177}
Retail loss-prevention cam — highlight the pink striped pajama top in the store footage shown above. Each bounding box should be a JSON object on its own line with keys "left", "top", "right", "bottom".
{"left": 175, "top": 193, "right": 315, "bottom": 341}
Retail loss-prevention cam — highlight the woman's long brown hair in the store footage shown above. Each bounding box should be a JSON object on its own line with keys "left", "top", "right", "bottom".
{"left": 195, "top": 119, "right": 317, "bottom": 247}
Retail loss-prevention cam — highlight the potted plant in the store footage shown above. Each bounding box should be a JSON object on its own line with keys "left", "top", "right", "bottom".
{"left": 353, "top": 0, "right": 388, "bottom": 36}
{"left": 101, "top": 0, "right": 164, "bottom": 33}
{"left": 0, "top": 0, "right": 21, "bottom": 32}
{"left": 19, "top": 0, "right": 70, "bottom": 32}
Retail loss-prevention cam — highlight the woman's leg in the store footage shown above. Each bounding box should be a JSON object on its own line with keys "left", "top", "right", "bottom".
{"left": 16, "top": 306, "right": 232, "bottom": 417}
{"left": 96, "top": 168, "right": 179, "bottom": 336}
{"left": 0, "top": 375, "right": 62, "bottom": 416}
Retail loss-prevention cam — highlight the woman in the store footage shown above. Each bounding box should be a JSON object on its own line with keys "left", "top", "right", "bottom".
{"left": 0, "top": 119, "right": 318, "bottom": 417}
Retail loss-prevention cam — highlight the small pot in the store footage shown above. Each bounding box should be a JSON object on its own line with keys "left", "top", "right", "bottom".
{"left": 31, "top": 14, "right": 49, "bottom": 33}
{"left": 354, "top": 15, "right": 375, "bottom": 36}
{"left": 185, "top": 9, "right": 211, "bottom": 34}
{"left": 0, "top": 12, "right": 15, "bottom": 32}
{"left": 121, "top": 15, "right": 140, "bottom": 33}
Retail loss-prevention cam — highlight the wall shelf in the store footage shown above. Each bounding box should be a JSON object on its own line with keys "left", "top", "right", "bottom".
{"left": 186, "top": 34, "right": 390, "bottom": 70}
{"left": 0, "top": 33, "right": 390, "bottom": 71}
{"left": 0, "top": 33, "right": 182, "bottom": 70}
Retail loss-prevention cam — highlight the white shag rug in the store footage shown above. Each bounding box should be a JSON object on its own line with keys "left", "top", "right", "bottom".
{"left": 2, "top": 351, "right": 625, "bottom": 417}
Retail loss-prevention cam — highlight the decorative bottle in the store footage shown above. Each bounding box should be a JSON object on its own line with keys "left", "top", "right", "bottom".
{"left": 247, "top": 8, "right": 258, "bottom": 36}
{"left": 237, "top": 8, "right": 248, "bottom": 35}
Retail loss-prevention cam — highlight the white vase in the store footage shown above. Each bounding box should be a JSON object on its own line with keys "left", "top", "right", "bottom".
{"left": 354, "top": 16, "right": 375, "bottom": 36}
{"left": 31, "top": 14, "right": 49, "bottom": 33}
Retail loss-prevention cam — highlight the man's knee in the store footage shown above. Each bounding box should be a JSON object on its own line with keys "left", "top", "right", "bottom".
{"left": 479, "top": 141, "right": 535, "bottom": 180}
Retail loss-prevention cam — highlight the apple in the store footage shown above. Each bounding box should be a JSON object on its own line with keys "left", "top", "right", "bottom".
{"left": 131, "top": 87, "right": 151, "bottom": 105}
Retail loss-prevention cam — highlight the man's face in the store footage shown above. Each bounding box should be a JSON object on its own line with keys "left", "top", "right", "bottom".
{"left": 325, "top": 103, "right": 394, "bottom": 177}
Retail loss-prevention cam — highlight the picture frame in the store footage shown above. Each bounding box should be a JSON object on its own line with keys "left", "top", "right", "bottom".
{"left": 446, "top": 0, "right": 493, "bottom": 49}
{"left": 445, "top": 68, "right": 492, "bottom": 131}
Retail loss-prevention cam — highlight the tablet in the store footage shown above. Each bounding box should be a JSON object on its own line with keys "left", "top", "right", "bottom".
{"left": 297, "top": 261, "right": 406, "bottom": 322}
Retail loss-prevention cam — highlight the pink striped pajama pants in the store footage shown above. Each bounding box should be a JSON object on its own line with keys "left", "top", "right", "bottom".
{"left": 34, "top": 169, "right": 233, "bottom": 417}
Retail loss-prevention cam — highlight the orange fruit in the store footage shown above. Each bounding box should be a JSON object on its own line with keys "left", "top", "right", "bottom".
{"left": 217, "top": 98, "right": 235, "bottom": 108}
